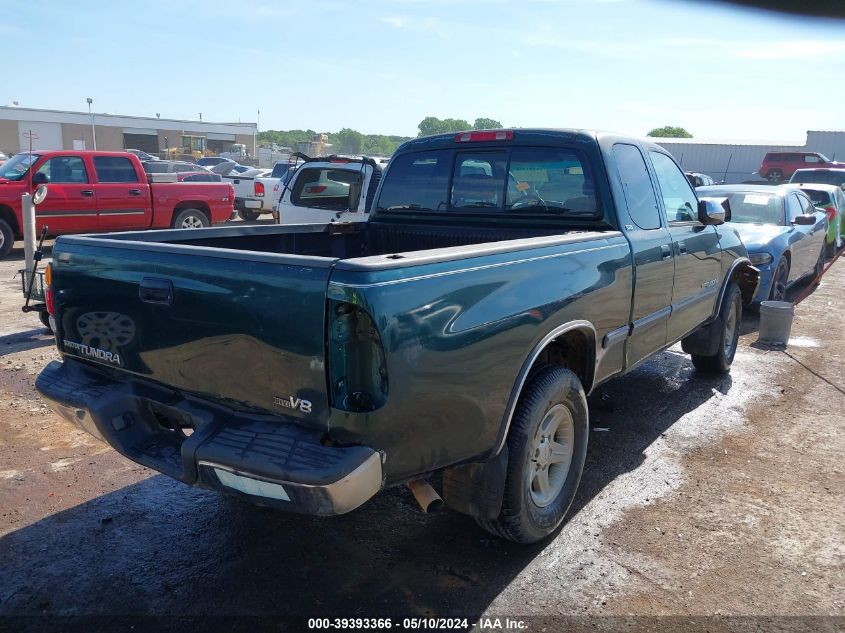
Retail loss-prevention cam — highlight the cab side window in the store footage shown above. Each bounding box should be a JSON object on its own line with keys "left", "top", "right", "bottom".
{"left": 612, "top": 143, "right": 661, "bottom": 230}
{"left": 36, "top": 156, "right": 88, "bottom": 184}
{"left": 93, "top": 156, "right": 138, "bottom": 183}
{"left": 786, "top": 194, "right": 805, "bottom": 222}
{"left": 649, "top": 151, "right": 698, "bottom": 223}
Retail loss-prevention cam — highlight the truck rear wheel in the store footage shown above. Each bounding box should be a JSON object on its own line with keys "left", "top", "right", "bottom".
{"left": 238, "top": 209, "right": 260, "bottom": 221}
{"left": 172, "top": 209, "right": 210, "bottom": 229}
{"left": 476, "top": 366, "right": 588, "bottom": 544}
{"left": 0, "top": 219, "right": 14, "bottom": 260}
{"left": 691, "top": 282, "right": 741, "bottom": 374}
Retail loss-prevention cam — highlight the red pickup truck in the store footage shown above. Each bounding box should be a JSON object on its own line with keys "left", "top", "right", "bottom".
{"left": 0, "top": 151, "right": 234, "bottom": 259}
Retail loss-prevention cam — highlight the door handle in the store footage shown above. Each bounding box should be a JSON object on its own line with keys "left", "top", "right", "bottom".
{"left": 138, "top": 277, "right": 174, "bottom": 306}
{"left": 660, "top": 244, "right": 672, "bottom": 260}
{"left": 677, "top": 241, "right": 687, "bottom": 255}
{"left": 81, "top": 190, "right": 94, "bottom": 197}
{"left": 129, "top": 189, "right": 141, "bottom": 196}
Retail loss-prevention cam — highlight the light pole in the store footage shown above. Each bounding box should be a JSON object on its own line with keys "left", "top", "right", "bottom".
{"left": 86, "top": 97, "right": 96, "bottom": 150}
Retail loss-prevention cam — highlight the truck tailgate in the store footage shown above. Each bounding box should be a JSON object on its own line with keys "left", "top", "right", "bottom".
{"left": 51, "top": 239, "right": 335, "bottom": 428}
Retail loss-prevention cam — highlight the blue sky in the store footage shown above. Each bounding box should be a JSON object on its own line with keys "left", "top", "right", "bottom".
{"left": 2, "top": 0, "right": 844, "bottom": 141}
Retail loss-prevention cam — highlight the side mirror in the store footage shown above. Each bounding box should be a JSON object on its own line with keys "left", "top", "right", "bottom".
{"left": 32, "top": 184, "right": 49, "bottom": 205}
{"left": 697, "top": 197, "right": 729, "bottom": 225}
{"left": 792, "top": 214, "right": 816, "bottom": 226}
{"left": 31, "top": 171, "right": 49, "bottom": 186}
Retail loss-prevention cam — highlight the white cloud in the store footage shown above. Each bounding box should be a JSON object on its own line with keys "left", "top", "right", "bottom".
{"left": 381, "top": 16, "right": 410, "bottom": 28}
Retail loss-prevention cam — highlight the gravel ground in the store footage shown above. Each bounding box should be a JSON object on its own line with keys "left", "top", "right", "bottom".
{"left": 0, "top": 236, "right": 842, "bottom": 633}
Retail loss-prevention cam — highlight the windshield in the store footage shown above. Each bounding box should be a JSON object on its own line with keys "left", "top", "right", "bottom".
{"left": 706, "top": 190, "right": 784, "bottom": 225}
{"left": 791, "top": 170, "right": 845, "bottom": 186}
{"left": 801, "top": 189, "right": 833, "bottom": 206}
{"left": 0, "top": 153, "right": 39, "bottom": 181}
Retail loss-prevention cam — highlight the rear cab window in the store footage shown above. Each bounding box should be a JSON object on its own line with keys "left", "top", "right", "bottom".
{"left": 375, "top": 146, "right": 605, "bottom": 222}
{"left": 291, "top": 167, "right": 363, "bottom": 211}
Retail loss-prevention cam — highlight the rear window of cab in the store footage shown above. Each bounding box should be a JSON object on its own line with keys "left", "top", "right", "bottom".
{"left": 376, "top": 147, "right": 602, "bottom": 220}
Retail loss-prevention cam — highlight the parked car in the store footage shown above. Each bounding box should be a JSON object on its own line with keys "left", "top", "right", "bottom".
{"left": 196, "top": 156, "right": 235, "bottom": 169}
{"left": 698, "top": 184, "right": 826, "bottom": 302}
{"left": 789, "top": 167, "right": 845, "bottom": 189}
{"left": 223, "top": 168, "right": 274, "bottom": 219}
{"left": 274, "top": 155, "right": 382, "bottom": 226}
{"left": 209, "top": 162, "right": 252, "bottom": 176}
{"left": 0, "top": 150, "right": 235, "bottom": 258}
{"left": 793, "top": 183, "right": 845, "bottom": 257}
{"left": 125, "top": 149, "right": 159, "bottom": 162}
{"left": 37, "top": 129, "right": 759, "bottom": 544}
{"left": 177, "top": 171, "right": 223, "bottom": 182}
{"left": 142, "top": 160, "right": 209, "bottom": 174}
{"left": 756, "top": 151, "right": 844, "bottom": 183}
{"left": 686, "top": 172, "right": 715, "bottom": 187}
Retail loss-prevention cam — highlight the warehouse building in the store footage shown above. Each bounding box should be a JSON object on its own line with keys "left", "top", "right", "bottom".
{"left": 0, "top": 105, "right": 257, "bottom": 157}
{"left": 656, "top": 130, "right": 845, "bottom": 184}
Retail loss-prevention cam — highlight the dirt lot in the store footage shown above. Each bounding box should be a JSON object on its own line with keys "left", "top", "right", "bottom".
{"left": 0, "top": 235, "right": 843, "bottom": 632}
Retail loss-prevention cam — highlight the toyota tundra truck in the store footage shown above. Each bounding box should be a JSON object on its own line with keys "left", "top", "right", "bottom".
{"left": 36, "top": 130, "right": 758, "bottom": 543}
{"left": 0, "top": 150, "right": 234, "bottom": 259}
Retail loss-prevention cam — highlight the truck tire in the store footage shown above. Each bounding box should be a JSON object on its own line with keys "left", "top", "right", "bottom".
{"left": 476, "top": 366, "right": 588, "bottom": 544}
{"left": 691, "top": 282, "right": 741, "bottom": 374}
{"left": 39, "top": 310, "right": 53, "bottom": 332}
{"left": 172, "top": 208, "right": 210, "bottom": 229}
{"left": 766, "top": 169, "right": 783, "bottom": 183}
{"left": 0, "top": 218, "right": 13, "bottom": 260}
{"left": 238, "top": 208, "right": 260, "bottom": 221}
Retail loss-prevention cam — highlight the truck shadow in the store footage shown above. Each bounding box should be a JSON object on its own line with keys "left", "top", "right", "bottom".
{"left": 0, "top": 328, "right": 54, "bottom": 357}
{"left": 4, "top": 242, "right": 53, "bottom": 264}
{"left": 0, "top": 350, "right": 729, "bottom": 621}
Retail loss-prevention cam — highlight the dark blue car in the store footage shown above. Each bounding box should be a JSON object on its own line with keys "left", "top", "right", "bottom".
{"left": 698, "top": 185, "right": 827, "bottom": 303}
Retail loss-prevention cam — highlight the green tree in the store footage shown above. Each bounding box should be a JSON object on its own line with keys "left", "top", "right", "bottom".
{"left": 472, "top": 117, "right": 502, "bottom": 130}
{"left": 417, "top": 116, "right": 471, "bottom": 137}
{"left": 331, "top": 128, "right": 363, "bottom": 155}
{"left": 647, "top": 126, "right": 693, "bottom": 138}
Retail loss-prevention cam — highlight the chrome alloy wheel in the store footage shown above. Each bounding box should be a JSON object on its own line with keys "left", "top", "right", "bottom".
{"left": 180, "top": 214, "right": 205, "bottom": 229}
{"left": 529, "top": 404, "right": 575, "bottom": 507}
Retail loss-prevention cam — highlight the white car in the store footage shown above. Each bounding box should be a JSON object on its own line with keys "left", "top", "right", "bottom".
{"left": 274, "top": 156, "right": 383, "bottom": 226}
{"left": 224, "top": 168, "right": 273, "bottom": 220}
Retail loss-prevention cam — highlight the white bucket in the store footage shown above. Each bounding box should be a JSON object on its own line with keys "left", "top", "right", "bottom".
{"left": 758, "top": 300, "right": 795, "bottom": 347}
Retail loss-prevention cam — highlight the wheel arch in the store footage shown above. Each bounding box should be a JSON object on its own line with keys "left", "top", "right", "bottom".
{"left": 172, "top": 201, "right": 210, "bottom": 222}
{"left": 717, "top": 257, "right": 759, "bottom": 312}
{"left": 0, "top": 204, "right": 20, "bottom": 236}
{"left": 493, "top": 320, "right": 597, "bottom": 456}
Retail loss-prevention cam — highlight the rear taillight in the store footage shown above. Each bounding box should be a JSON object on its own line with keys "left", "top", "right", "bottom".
{"left": 825, "top": 206, "right": 836, "bottom": 223}
{"left": 44, "top": 263, "right": 54, "bottom": 315}
{"left": 254, "top": 181, "right": 265, "bottom": 197}
{"left": 455, "top": 130, "right": 513, "bottom": 143}
{"left": 328, "top": 301, "right": 388, "bottom": 412}
{"left": 306, "top": 185, "right": 327, "bottom": 194}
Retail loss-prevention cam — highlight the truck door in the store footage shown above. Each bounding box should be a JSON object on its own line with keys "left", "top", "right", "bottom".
{"left": 610, "top": 143, "right": 674, "bottom": 369}
{"left": 31, "top": 155, "right": 98, "bottom": 234}
{"left": 648, "top": 151, "right": 722, "bottom": 343}
{"left": 92, "top": 155, "right": 152, "bottom": 230}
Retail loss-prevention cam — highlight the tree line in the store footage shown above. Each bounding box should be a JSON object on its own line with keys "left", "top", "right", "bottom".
{"left": 257, "top": 116, "right": 504, "bottom": 156}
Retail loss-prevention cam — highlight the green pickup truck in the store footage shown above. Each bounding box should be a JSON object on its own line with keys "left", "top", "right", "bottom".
{"left": 37, "top": 130, "right": 758, "bottom": 543}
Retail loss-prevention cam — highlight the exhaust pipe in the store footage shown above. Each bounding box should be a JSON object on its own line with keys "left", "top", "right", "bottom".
{"left": 407, "top": 479, "right": 443, "bottom": 513}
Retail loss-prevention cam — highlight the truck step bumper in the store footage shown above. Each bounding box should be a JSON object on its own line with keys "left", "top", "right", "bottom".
{"left": 36, "top": 360, "right": 383, "bottom": 515}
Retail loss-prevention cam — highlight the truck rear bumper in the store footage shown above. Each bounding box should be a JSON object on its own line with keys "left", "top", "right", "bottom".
{"left": 36, "top": 360, "right": 382, "bottom": 515}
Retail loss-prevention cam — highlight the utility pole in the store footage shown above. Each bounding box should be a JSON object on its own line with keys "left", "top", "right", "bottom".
{"left": 86, "top": 97, "right": 96, "bottom": 150}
